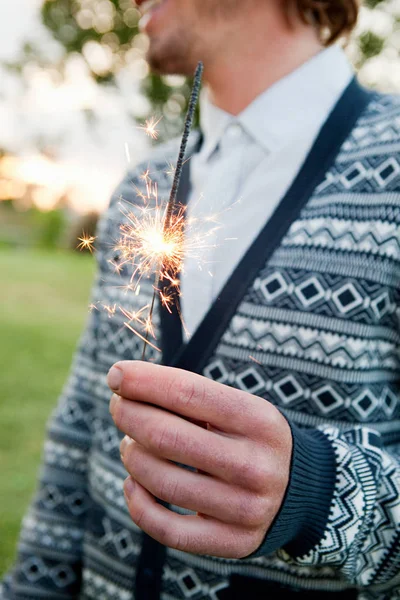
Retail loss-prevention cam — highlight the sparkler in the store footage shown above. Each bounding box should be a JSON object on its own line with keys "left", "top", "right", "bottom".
{"left": 80, "top": 64, "right": 207, "bottom": 358}
{"left": 113, "top": 182, "right": 219, "bottom": 344}
{"left": 119, "top": 62, "right": 204, "bottom": 360}
{"left": 146, "top": 63, "right": 203, "bottom": 359}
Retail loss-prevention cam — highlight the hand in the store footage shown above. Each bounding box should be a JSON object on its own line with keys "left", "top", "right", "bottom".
{"left": 108, "top": 361, "right": 292, "bottom": 559}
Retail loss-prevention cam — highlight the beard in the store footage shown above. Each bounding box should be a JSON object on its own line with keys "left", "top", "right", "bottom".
{"left": 145, "top": 0, "right": 245, "bottom": 75}
{"left": 146, "top": 29, "right": 199, "bottom": 76}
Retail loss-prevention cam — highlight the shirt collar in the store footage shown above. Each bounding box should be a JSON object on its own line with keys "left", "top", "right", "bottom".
{"left": 200, "top": 45, "right": 353, "bottom": 158}
{"left": 199, "top": 89, "right": 231, "bottom": 161}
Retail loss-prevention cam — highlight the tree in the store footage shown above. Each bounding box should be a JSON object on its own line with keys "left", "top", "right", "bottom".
{"left": 40, "top": 0, "right": 195, "bottom": 137}
{"left": 8, "top": 0, "right": 400, "bottom": 138}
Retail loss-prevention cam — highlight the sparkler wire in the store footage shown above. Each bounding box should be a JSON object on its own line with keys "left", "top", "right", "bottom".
{"left": 141, "top": 61, "right": 204, "bottom": 360}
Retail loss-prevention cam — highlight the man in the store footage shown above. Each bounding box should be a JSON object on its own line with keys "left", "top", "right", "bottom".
{"left": 2, "top": 0, "right": 400, "bottom": 598}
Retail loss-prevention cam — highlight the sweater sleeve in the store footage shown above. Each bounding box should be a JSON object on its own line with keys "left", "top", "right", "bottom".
{"left": 0, "top": 172, "right": 125, "bottom": 599}
{"left": 0, "top": 274, "right": 103, "bottom": 599}
{"left": 249, "top": 422, "right": 400, "bottom": 591}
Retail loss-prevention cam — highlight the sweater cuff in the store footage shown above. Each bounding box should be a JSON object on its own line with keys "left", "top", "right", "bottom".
{"left": 247, "top": 423, "right": 336, "bottom": 559}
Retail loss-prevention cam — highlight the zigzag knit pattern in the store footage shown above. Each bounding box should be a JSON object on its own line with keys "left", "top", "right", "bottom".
{"left": 2, "top": 92, "right": 400, "bottom": 599}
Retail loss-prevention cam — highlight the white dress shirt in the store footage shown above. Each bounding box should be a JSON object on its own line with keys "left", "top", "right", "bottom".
{"left": 181, "top": 46, "right": 353, "bottom": 338}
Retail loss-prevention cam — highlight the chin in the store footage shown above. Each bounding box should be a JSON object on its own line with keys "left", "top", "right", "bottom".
{"left": 146, "top": 43, "right": 196, "bottom": 76}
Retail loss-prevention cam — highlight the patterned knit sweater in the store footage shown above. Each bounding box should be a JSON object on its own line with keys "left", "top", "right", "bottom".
{"left": 2, "top": 81, "right": 400, "bottom": 600}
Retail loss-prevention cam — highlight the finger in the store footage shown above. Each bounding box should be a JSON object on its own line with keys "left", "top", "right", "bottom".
{"left": 107, "top": 361, "right": 272, "bottom": 438}
{"left": 112, "top": 396, "right": 267, "bottom": 491}
{"left": 123, "top": 477, "right": 261, "bottom": 559}
{"left": 121, "top": 438, "right": 269, "bottom": 527}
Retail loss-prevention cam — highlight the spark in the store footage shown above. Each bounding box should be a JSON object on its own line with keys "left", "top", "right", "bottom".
{"left": 120, "top": 305, "right": 150, "bottom": 326}
{"left": 140, "top": 169, "right": 151, "bottom": 184}
{"left": 103, "top": 303, "right": 117, "bottom": 317}
{"left": 165, "top": 161, "right": 176, "bottom": 178}
{"left": 144, "top": 315, "right": 156, "bottom": 338}
{"left": 95, "top": 63, "right": 205, "bottom": 358}
{"left": 138, "top": 116, "right": 162, "bottom": 140}
{"left": 124, "top": 142, "right": 131, "bottom": 164}
{"left": 164, "top": 157, "right": 190, "bottom": 179}
{"left": 135, "top": 170, "right": 157, "bottom": 204}
{"left": 114, "top": 188, "right": 220, "bottom": 327}
{"left": 77, "top": 233, "right": 96, "bottom": 253}
{"left": 117, "top": 282, "right": 135, "bottom": 294}
{"left": 117, "top": 200, "right": 186, "bottom": 288}
{"left": 108, "top": 258, "right": 124, "bottom": 274}
{"left": 124, "top": 321, "right": 161, "bottom": 353}
{"left": 160, "top": 290, "right": 173, "bottom": 313}
{"left": 249, "top": 355, "right": 262, "bottom": 365}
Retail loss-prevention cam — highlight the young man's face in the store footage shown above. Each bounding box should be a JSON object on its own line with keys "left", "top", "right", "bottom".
{"left": 135, "top": 0, "right": 252, "bottom": 75}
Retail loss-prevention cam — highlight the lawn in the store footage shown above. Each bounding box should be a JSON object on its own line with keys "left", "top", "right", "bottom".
{"left": 0, "top": 249, "right": 95, "bottom": 576}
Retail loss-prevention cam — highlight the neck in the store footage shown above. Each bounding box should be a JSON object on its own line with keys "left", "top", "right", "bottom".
{"left": 203, "top": 7, "right": 323, "bottom": 115}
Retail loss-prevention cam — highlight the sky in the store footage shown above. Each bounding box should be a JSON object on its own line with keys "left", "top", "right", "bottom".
{"left": 0, "top": 1, "right": 41, "bottom": 61}
{"left": 0, "top": 1, "right": 149, "bottom": 213}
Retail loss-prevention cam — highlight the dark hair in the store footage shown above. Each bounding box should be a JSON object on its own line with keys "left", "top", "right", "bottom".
{"left": 296, "top": 0, "right": 360, "bottom": 45}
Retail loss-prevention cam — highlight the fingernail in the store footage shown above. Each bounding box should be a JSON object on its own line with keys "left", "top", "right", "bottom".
{"left": 124, "top": 477, "right": 135, "bottom": 499}
{"left": 120, "top": 435, "right": 129, "bottom": 457}
{"left": 109, "top": 394, "right": 120, "bottom": 417}
{"left": 108, "top": 365, "right": 123, "bottom": 391}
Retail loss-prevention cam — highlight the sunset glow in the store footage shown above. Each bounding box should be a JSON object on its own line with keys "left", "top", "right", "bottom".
{"left": 0, "top": 154, "right": 119, "bottom": 214}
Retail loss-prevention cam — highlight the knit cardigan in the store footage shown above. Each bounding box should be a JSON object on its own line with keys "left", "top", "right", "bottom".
{"left": 2, "top": 80, "right": 400, "bottom": 600}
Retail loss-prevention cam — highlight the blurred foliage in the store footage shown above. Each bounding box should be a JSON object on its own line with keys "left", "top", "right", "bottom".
{"left": 0, "top": 249, "right": 95, "bottom": 575}
{"left": 34, "top": 208, "right": 66, "bottom": 249}
{"left": 0, "top": 202, "right": 86, "bottom": 251}
{"left": 1, "top": 0, "right": 396, "bottom": 140}
{"left": 40, "top": 0, "right": 195, "bottom": 134}
{"left": 365, "top": 0, "right": 385, "bottom": 7}
{"left": 36, "top": 0, "right": 389, "bottom": 131}
{"left": 0, "top": 203, "right": 40, "bottom": 248}
{"left": 359, "top": 31, "right": 386, "bottom": 59}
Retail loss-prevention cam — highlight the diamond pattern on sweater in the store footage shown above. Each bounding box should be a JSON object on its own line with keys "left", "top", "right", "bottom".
{"left": 295, "top": 277, "right": 325, "bottom": 307}
{"left": 332, "top": 283, "right": 363, "bottom": 314}
{"left": 236, "top": 367, "right": 264, "bottom": 394}
{"left": 274, "top": 375, "right": 303, "bottom": 405}
{"left": 203, "top": 360, "right": 229, "bottom": 383}
{"left": 312, "top": 385, "right": 344, "bottom": 415}
{"left": 4, "top": 95, "right": 400, "bottom": 600}
{"left": 177, "top": 570, "right": 202, "bottom": 598}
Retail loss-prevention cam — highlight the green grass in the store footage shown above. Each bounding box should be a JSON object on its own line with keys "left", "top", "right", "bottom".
{"left": 0, "top": 249, "right": 95, "bottom": 576}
